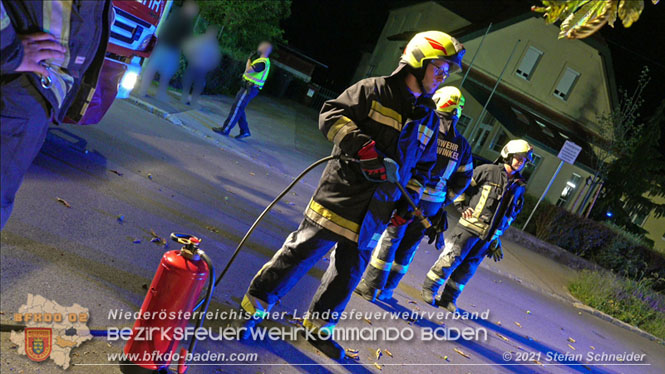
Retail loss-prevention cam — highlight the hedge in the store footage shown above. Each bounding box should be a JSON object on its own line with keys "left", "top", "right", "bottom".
{"left": 515, "top": 195, "right": 665, "bottom": 292}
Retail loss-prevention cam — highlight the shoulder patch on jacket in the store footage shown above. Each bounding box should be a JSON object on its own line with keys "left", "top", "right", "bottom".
{"left": 1, "top": 2, "right": 10, "bottom": 30}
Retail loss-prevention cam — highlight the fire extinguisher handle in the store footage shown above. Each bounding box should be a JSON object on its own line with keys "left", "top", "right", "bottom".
{"left": 170, "top": 233, "right": 201, "bottom": 248}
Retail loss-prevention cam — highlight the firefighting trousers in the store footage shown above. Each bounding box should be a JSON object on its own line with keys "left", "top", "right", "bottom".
{"left": 426, "top": 225, "right": 490, "bottom": 301}
{"left": 244, "top": 218, "right": 371, "bottom": 331}
{"left": 364, "top": 200, "right": 442, "bottom": 291}
{"left": 1, "top": 76, "right": 51, "bottom": 230}
{"left": 222, "top": 84, "right": 259, "bottom": 134}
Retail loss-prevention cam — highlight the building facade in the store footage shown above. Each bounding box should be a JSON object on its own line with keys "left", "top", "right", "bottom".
{"left": 353, "top": 1, "right": 665, "bottom": 250}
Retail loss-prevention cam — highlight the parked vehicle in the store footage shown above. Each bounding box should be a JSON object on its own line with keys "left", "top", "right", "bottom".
{"left": 71, "top": 0, "right": 172, "bottom": 124}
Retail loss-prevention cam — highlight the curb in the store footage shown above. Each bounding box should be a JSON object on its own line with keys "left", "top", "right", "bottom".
{"left": 123, "top": 96, "right": 184, "bottom": 126}
{"left": 123, "top": 94, "right": 322, "bottom": 190}
{"left": 483, "top": 263, "right": 664, "bottom": 346}
{"left": 503, "top": 227, "right": 601, "bottom": 271}
{"left": 571, "top": 301, "right": 665, "bottom": 345}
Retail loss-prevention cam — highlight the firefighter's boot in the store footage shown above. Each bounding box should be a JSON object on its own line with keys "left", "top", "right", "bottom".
{"left": 437, "top": 296, "right": 457, "bottom": 313}
{"left": 354, "top": 279, "right": 378, "bottom": 302}
{"left": 376, "top": 287, "right": 394, "bottom": 302}
{"left": 301, "top": 330, "right": 345, "bottom": 360}
{"left": 230, "top": 312, "right": 260, "bottom": 341}
{"left": 437, "top": 282, "right": 462, "bottom": 313}
{"left": 421, "top": 277, "right": 442, "bottom": 306}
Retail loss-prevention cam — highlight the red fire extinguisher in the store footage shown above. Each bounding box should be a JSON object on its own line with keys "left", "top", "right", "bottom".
{"left": 120, "top": 233, "right": 214, "bottom": 374}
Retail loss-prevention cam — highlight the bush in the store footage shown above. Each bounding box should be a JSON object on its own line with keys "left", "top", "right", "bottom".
{"left": 203, "top": 55, "right": 246, "bottom": 95}
{"left": 517, "top": 196, "right": 665, "bottom": 292}
{"left": 513, "top": 194, "right": 541, "bottom": 233}
{"left": 569, "top": 270, "right": 665, "bottom": 339}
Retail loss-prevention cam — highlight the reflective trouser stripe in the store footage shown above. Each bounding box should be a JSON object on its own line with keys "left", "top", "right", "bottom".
{"left": 426, "top": 270, "right": 445, "bottom": 285}
{"left": 227, "top": 88, "right": 249, "bottom": 128}
{"left": 447, "top": 279, "right": 464, "bottom": 291}
{"left": 303, "top": 318, "right": 335, "bottom": 336}
{"left": 442, "top": 279, "right": 464, "bottom": 301}
{"left": 240, "top": 294, "right": 271, "bottom": 319}
{"left": 304, "top": 199, "right": 359, "bottom": 242}
{"left": 391, "top": 262, "right": 409, "bottom": 274}
{"left": 369, "top": 255, "right": 391, "bottom": 271}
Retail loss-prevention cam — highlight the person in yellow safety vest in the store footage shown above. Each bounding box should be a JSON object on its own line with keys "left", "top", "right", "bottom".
{"left": 234, "top": 31, "right": 465, "bottom": 360}
{"left": 212, "top": 41, "right": 272, "bottom": 139}
{"left": 355, "top": 86, "right": 473, "bottom": 303}
{"left": 422, "top": 139, "right": 532, "bottom": 312}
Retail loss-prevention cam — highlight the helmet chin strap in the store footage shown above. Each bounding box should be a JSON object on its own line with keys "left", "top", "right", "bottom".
{"left": 417, "top": 68, "right": 431, "bottom": 98}
{"left": 407, "top": 64, "right": 429, "bottom": 98}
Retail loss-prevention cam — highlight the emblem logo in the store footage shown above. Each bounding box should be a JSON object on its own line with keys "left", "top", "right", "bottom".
{"left": 25, "top": 328, "right": 52, "bottom": 362}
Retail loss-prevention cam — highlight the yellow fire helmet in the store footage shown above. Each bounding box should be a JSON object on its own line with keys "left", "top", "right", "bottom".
{"left": 432, "top": 86, "right": 465, "bottom": 118}
{"left": 501, "top": 139, "right": 534, "bottom": 162}
{"left": 401, "top": 31, "right": 466, "bottom": 73}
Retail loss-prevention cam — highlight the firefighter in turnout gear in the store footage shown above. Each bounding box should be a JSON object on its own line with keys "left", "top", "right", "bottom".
{"left": 1, "top": 0, "right": 113, "bottom": 229}
{"left": 355, "top": 86, "right": 473, "bottom": 302}
{"left": 422, "top": 139, "right": 532, "bottom": 311}
{"left": 212, "top": 41, "right": 272, "bottom": 139}
{"left": 237, "top": 31, "right": 465, "bottom": 359}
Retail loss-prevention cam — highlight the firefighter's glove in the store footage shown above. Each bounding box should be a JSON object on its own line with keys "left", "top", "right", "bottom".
{"left": 390, "top": 188, "right": 419, "bottom": 226}
{"left": 357, "top": 140, "right": 387, "bottom": 182}
{"left": 383, "top": 158, "right": 400, "bottom": 183}
{"left": 425, "top": 209, "right": 448, "bottom": 250}
{"left": 487, "top": 238, "right": 503, "bottom": 262}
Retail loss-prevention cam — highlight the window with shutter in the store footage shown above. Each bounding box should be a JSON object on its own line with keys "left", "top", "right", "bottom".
{"left": 554, "top": 68, "right": 580, "bottom": 101}
{"left": 515, "top": 46, "right": 543, "bottom": 80}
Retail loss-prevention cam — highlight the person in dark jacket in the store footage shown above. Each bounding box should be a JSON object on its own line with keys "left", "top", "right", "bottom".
{"left": 137, "top": 0, "right": 198, "bottom": 101}
{"left": 355, "top": 86, "right": 473, "bottom": 302}
{"left": 422, "top": 139, "right": 533, "bottom": 311}
{"left": 236, "top": 31, "right": 465, "bottom": 360}
{"left": 1, "top": 0, "right": 113, "bottom": 230}
{"left": 212, "top": 41, "right": 272, "bottom": 139}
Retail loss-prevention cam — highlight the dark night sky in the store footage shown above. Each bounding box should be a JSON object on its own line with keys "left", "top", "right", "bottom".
{"left": 283, "top": 0, "right": 665, "bottom": 146}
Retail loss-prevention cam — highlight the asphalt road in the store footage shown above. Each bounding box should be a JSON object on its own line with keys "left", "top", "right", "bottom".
{"left": 1, "top": 98, "right": 663, "bottom": 373}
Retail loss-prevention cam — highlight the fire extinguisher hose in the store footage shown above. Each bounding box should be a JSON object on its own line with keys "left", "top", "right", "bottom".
{"left": 193, "top": 154, "right": 339, "bottom": 311}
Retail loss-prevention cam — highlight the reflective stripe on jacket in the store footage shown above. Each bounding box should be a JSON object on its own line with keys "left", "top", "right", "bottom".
{"left": 0, "top": 0, "right": 112, "bottom": 122}
{"left": 242, "top": 57, "right": 270, "bottom": 89}
{"left": 308, "top": 69, "right": 439, "bottom": 249}
{"left": 421, "top": 125, "right": 473, "bottom": 204}
{"left": 454, "top": 163, "right": 525, "bottom": 241}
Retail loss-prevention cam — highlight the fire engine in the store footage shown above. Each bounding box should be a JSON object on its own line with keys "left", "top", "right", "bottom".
{"left": 76, "top": 0, "right": 172, "bottom": 124}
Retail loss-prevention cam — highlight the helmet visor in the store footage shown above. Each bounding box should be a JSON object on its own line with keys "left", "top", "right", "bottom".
{"left": 444, "top": 51, "right": 465, "bottom": 74}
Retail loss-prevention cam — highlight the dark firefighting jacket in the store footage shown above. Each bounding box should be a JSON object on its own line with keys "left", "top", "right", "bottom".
{"left": 0, "top": 0, "right": 113, "bottom": 122}
{"left": 307, "top": 69, "right": 439, "bottom": 250}
{"left": 453, "top": 163, "right": 526, "bottom": 241}
{"left": 421, "top": 124, "right": 473, "bottom": 205}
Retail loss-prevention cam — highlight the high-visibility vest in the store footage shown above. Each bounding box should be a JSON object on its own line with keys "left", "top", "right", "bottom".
{"left": 242, "top": 57, "right": 271, "bottom": 89}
